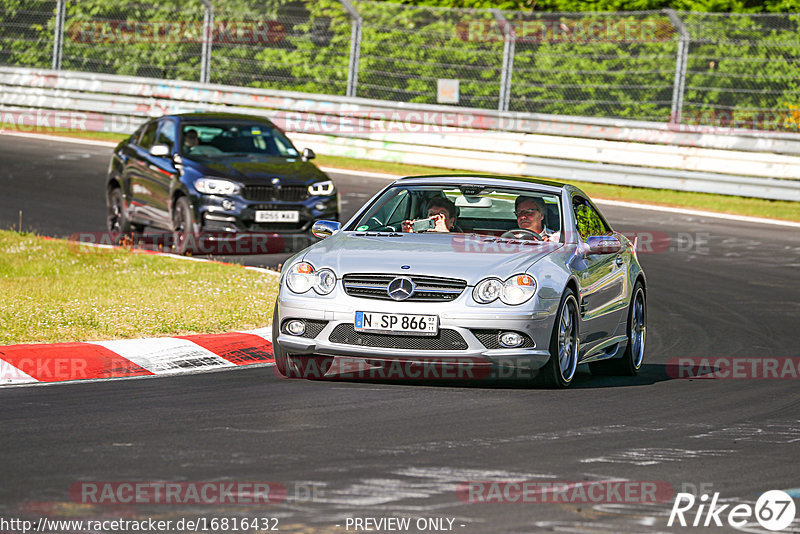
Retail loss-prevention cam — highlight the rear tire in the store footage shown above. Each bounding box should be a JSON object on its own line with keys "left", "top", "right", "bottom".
{"left": 107, "top": 188, "right": 131, "bottom": 233}
{"left": 590, "top": 281, "right": 646, "bottom": 376}
{"left": 539, "top": 289, "right": 580, "bottom": 388}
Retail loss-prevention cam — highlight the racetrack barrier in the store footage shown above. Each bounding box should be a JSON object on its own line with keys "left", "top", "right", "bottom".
{"left": 1, "top": 66, "right": 799, "bottom": 201}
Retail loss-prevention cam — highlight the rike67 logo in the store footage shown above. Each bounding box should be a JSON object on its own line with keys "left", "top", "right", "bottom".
{"left": 668, "top": 490, "right": 796, "bottom": 531}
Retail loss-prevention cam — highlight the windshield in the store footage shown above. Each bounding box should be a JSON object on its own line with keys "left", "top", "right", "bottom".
{"left": 348, "top": 184, "right": 562, "bottom": 240}
{"left": 180, "top": 122, "right": 299, "bottom": 158}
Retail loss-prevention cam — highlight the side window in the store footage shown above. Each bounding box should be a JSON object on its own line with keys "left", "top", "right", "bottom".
{"left": 131, "top": 125, "right": 145, "bottom": 144}
{"left": 573, "top": 197, "right": 611, "bottom": 240}
{"left": 156, "top": 120, "right": 177, "bottom": 152}
{"left": 138, "top": 121, "right": 158, "bottom": 149}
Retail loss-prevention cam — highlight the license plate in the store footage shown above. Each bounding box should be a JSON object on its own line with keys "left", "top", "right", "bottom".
{"left": 254, "top": 210, "right": 299, "bottom": 223}
{"left": 354, "top": 311, "right": 439, "bottom": 336}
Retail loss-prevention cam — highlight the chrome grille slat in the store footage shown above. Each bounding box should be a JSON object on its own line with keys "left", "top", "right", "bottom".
{"left": 342, "top": 273, "right": 467, "bottom": 302}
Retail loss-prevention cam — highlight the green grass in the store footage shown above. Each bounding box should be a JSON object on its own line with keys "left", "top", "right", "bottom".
{"left": 0, "top": 231, "right": 279, "bottom": 345}
{"left": 0, "top": 122, "right": 129, "bottom": 143}
{"left": 4, "top": 123, "right": 797, "bottom": 221}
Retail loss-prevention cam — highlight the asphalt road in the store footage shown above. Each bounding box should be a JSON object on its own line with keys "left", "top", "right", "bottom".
{"left": 1, "top": 133, "right": 799, "bottom": 533}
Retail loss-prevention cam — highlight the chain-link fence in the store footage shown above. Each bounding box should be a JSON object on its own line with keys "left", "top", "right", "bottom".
{"left": 1, "top": 0, "right": 798, "bottom": 130}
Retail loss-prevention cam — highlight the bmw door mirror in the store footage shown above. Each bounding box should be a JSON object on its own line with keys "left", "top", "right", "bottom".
{"left": 586, "top": 235, "right": 621, "bottom": 255}
{"left": 302, "top": 148, "right": 316, "bottom": 161}
{"left": 149, "top": 144, "right": 170, "bottom": 158}
{"left": 312, "top": 220, "right": 341, "bottom": 239}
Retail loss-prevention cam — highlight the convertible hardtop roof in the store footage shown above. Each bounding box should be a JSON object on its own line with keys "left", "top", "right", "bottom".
{"left": 396, "top": 174, "right": 570, "bottom": 194}
{"left": 169, "top": 112, "right": 276, "bottom": 125}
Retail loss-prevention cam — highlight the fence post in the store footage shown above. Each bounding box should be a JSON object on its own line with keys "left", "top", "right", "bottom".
{"left": 339, "top": 0, "right": 362, "bottom": 98}
{"left": 665, "top": 9, "right": 689, "bottom": 125}
{"left": 200, "top": 0, "right": 214, "bottom": 84}
{"left": 492, "top": 9, "right": 515, "bottom": 113}
{"left": 51, "top": 0, "right": 65, "bottom": 70}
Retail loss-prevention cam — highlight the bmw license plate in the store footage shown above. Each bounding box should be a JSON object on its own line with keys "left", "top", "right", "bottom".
{"left": 354, "top": 311, "right": 438, "bottom": 336}
{"left": 254, "top": 210, "right": 299, "bottom": 223}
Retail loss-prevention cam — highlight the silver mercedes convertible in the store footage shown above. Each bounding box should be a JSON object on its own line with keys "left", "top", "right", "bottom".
{"left": 272, "top": 175, "right": 646, "bottom": 387}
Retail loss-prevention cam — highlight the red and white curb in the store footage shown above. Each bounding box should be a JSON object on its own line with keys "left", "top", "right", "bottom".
{"left": 0, "top": 328, "right": 274, "bottom": 386}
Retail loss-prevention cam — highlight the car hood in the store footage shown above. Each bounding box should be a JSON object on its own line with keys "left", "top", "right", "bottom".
{"left": 186, "top": 156, "right": 328, "bottom": 185}
{"left": 300, "top": 232, "right": 562, "bottom": 284}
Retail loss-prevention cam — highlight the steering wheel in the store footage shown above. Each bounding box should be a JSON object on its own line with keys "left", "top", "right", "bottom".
{"left": 500, "top": 229, "right": 542, "bottom": 241}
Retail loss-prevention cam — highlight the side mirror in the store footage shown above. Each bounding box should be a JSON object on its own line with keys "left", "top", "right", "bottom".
{"left": 149, "top": 144, "right": 170, "bottom": 157}
{"left": 586, "top": 235, "right": 621, "bottom": 255}
{"left": 302, "top": 148, "right": 316, "bottom": 161}
{"left": 312, "top": 220, "right": 341, "bottom": 239}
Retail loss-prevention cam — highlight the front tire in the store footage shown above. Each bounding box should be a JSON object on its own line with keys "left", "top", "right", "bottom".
{"left": 172, "top": 196, "right": 195, "bottom": 255}
{"left": 539, "top": 289, "right": 580, "bottom": 388}
{"left": 590, "top": 281, "right": 646, "bottom": 376}
{"left": 271, "top": 307, "right": 332, "bottom": 379}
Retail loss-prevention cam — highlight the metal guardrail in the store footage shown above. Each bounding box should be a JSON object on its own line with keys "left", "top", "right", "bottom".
{"left": 1, "top": 67, "right": 799, "bottom": 201}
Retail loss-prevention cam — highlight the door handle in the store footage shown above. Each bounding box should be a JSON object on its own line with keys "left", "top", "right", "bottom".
{"left": 615, "top": 255, "right": 624, "bottom": 267}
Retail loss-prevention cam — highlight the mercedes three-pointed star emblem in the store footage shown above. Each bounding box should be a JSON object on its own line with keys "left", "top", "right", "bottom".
{"left": 387, "top": 277, "right": 415, "bottom": 301}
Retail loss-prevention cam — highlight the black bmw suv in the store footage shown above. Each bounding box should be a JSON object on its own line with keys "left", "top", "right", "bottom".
{"left": 106, "top": 112, "right": 339, "bottom": 254}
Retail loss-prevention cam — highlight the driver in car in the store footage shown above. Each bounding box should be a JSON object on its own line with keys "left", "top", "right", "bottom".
{"left": 183, "top": 129, "right": 199, "bottom": 151}
{"left": 513, "top": 196, "right": 559, "bottom": 241}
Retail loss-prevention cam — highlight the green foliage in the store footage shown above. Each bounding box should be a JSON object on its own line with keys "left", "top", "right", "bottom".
{"left": 0, "top": 0, "right": 797, "bottom": 128}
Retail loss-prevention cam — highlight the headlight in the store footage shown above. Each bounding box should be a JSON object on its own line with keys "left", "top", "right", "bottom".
{"left": 473, "top": 278, "right": 503, "bottom": 304}
{"left": 308, "top": 180, "right": 335, "bottom": 196}
{"left": 286, "top": 262, "right": 337, "bottom": 295}
{"left": 500, "top": 274, "right": 537, "bottom": 305}
{"left": 195, "top": 178, "right": 241, "bottom": 196}
{"left": 473, "top": 275, "right": 537, "bottom": 305}
{"left": 314, "top": 268, "right": 336, "bottom": 295}
{"left": 286, "top": 262, "right": 316, "bottom": 294}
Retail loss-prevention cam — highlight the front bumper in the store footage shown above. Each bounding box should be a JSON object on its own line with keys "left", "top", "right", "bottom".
{"left": 274, "top": 290, "right": 560, "bottom": 371}
{"left": 195, "top": 193, "right": 338, "bottom": 234}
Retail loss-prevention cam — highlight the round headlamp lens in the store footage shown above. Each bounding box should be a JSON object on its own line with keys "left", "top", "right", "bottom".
{"left": 473, "top": 278, "right": 503, "bottom": 304}
{"left": 314, "top": 269, "right": 336, "bottom": 295}
{"left": 286, "top": 262, "right": 315, "bottom": 294}
{"left": 500, "top": 274, "right": 537, "bottom": 305}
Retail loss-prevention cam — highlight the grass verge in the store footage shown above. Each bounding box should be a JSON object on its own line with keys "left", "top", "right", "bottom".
{"left": 0, "top": 231, "right": 279, "bottom": 345}
{"left": 3, "top": 123, "right": 798, "bottom": 222}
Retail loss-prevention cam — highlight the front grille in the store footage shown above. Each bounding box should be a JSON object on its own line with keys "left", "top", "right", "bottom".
{"left": 342, "top": 274, "right": 466, "bottom": 302}
{"left": 281, "top": 319, "right": 328, "bottom": 339}
{"left": 471, "top": 329, "right": 535, "bottom": 349}
{"left": 328, "top": 324, "right": 468, "bottom": 350}
{"left": 243, "top": 185, "right": 308, "bottom": 202}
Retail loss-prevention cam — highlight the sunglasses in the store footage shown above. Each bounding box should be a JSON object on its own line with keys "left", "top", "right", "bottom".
{"left": 515, "top": 209, "right": 541, "bottom": 217}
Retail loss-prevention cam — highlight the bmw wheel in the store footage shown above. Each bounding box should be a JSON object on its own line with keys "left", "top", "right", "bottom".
{"left": 172, "top": 196, "right": 195, "bottom": 255}
{"left": 107, "top": 188, "right": 131, "bottom": 233}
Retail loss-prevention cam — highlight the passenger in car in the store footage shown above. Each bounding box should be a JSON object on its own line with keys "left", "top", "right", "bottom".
{"left": 402, "top": 196, "right": 461, "bottom": 233}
